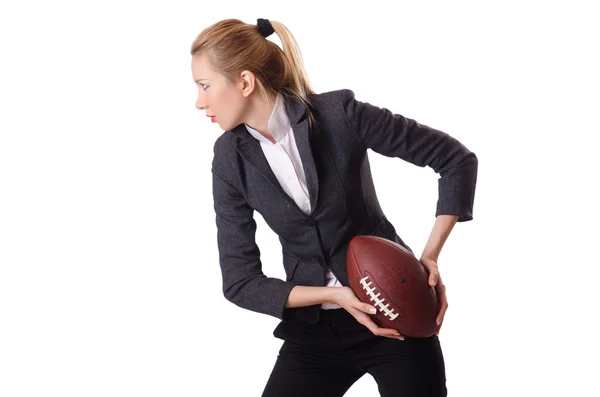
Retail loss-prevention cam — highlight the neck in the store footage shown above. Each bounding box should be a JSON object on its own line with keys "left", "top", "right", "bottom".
{"left": 244, "top": 91, "right": 278, "bottom": 143}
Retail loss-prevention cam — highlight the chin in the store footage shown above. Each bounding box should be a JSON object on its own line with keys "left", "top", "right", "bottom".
{"left": 219, "top": 120, "right": 233, "bottom": 130}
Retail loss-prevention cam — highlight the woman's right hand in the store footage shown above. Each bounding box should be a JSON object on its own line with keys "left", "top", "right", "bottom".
{"left": 333, "top": 286, "right": 405, "bottom": 340}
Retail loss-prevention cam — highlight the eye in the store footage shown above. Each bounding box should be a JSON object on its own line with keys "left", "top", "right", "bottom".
{"left": 200, "top": 84, "right": 209, "bottom": 91}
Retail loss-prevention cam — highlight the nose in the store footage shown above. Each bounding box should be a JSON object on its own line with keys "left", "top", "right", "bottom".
{"left": 196, "top": 98, "right": 206, "bottom": 111}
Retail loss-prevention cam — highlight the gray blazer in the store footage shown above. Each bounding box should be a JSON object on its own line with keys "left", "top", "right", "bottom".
{"left": 211, "top": 89, "right": 478, "bottom": 325}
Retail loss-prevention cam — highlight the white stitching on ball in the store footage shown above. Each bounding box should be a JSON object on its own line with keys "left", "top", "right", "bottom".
{"left": 360, "top": 275, "right": 399, "bottom": 321}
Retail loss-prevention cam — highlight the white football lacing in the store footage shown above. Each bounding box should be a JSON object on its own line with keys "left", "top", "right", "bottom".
{"left": 360, "top": 275, "right": 399, "bottom": 320}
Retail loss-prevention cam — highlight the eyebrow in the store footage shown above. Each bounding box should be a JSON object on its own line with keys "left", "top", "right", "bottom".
{"left": 194, "top": 79, "right": 208, "bottom": 83}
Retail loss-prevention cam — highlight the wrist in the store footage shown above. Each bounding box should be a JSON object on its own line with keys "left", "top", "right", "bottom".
{"left": 420, "top": 253, "right": 439, "bottom": 262}
{"left": 325, "top": 286, "right": 344, "bottom": 305}
{"left": 321, "top": 287, "right": 339, "bottom": 304}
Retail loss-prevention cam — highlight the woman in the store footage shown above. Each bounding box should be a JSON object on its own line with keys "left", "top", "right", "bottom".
{"left": 191, "top": 18, "right": 477, "bottom": 397}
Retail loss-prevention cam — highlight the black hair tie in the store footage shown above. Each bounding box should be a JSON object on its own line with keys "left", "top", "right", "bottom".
{"left": 257, "top": 18, "right": 274, "bottom": 38}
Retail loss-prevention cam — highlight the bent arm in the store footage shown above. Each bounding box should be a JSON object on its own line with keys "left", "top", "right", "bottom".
{"left": 340, "top": 89, "right": 478, "bottom": 222}
{"left": 212, "top": 164, "right": 298, "bottom": 320}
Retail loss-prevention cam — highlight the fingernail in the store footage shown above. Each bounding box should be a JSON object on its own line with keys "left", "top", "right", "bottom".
{"left": 395, "top": 334, "right": 404, "bottom": 340}
{"left": 369, "top": 307, "right": 376, "bottom": 314}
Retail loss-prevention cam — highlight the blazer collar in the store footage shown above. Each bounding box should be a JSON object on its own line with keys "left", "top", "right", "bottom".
{"left": 233, "top": 94, "right": 319, "bottom": 217}
{"left": 231, "top": 93, "right": 306, "bottom": 143}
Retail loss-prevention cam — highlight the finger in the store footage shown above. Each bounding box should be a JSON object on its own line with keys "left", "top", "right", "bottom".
{"left": 429, "top": 272, "right": 438, "bottom": 287}
{"left": 381, "top": 327, "right": 405, "bottom": 340}
{"left": 425, "top": 264, "right": 439, "bottom": 286}
{"left": 353, "top": 310, "right": 404, "bottom": 339}
{"left": 353, "top": 311, "right": 381, "bottom": 334}
{"left": 358, "top": 302, "right": 378, "bottom": 315}
{"left": 436, "top": 309, "right": 446, "bottom": 326}
{"left": 421, "top": 259, "right": 439, "bottom": 286}
{"left": 436, "top": 320, "right": 443, "bottom": 336}
{"left": 373, "top": 323, "right": 405, "bottom": 340}
{"left": 436, "top": 289, "right": 448, "bottom": 325}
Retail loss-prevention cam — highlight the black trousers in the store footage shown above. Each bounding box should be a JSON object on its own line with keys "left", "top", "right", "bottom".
{"left": 262, "top": 308, "right": 447, "bottom": 397}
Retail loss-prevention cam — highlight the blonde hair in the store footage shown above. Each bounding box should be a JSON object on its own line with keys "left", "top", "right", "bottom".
{"left": 190, "top": 19, "right": 319, "bottom": 134}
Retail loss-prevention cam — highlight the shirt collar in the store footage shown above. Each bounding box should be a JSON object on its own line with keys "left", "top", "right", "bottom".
{"left": 245, "top": 92, "right": 290, "bottom": 144}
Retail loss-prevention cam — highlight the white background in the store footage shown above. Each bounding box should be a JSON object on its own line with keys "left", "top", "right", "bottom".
{"left": 1, "top": 1, "right": 598, "bottom": 396}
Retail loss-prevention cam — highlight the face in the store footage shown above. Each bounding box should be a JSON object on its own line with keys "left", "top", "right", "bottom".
{"left": 191, "top": 54, "right": 253, "bottom": 131}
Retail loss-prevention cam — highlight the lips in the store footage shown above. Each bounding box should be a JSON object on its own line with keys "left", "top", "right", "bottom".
{"left": 207, "top": 115, "right": 216, "bottom": 123}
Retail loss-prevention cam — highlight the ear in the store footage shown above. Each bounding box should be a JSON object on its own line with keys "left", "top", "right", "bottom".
{"left": 239, "top": 70, "right": 256, "bottom": 97}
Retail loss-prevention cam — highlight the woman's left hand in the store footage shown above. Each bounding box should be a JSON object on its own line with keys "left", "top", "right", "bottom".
{"left": 419, "top": 256, "right": 448, "bottom": 336}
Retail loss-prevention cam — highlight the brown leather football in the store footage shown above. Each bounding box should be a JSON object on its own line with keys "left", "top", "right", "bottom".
{"left": 346, "top": 235, "right": 438, "bottom": 338}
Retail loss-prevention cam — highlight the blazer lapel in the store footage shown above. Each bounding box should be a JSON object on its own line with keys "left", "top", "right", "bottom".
{"left": 234, "top": 94, "right": 319, "bottom": 216}
{"left": 292, "top": 117, "right": 319, "bottom": 216}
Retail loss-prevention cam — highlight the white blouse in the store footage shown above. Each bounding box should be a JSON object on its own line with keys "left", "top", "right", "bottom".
{"left": 245, "top": 93, "right": 342, "bottom": 310}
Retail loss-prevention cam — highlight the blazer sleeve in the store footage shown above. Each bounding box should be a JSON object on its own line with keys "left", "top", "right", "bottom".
{"left": 340, "top": 88, "right": 478, "bottom": 222}
{"left": 212, "top": 156, "right": 299, "bottom": 320}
